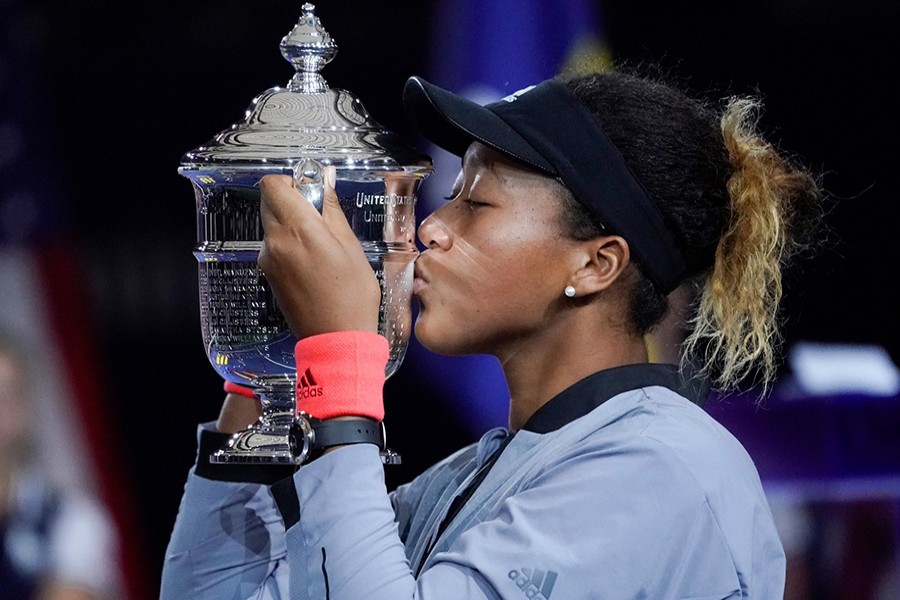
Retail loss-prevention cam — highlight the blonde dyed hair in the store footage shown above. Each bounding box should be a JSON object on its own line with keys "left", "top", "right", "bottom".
{"left": 682, "top": 98, "right": 820, "bottom": 392}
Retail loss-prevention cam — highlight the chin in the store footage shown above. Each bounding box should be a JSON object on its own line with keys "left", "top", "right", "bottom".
{"left": 413, "top": 314, "right": 473, "bottom": 357}
{"left": 413, "top": 316, "right": 445, "bottom": 354}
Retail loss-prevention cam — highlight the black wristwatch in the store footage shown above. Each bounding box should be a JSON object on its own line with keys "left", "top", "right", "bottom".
{"left": 288, "top": 412, "right": 401, "bottom": 466}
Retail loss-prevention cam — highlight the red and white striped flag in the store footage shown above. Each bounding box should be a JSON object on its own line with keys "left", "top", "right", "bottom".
{"left": 1, "top": 1, "right": 143, "bottom": 597}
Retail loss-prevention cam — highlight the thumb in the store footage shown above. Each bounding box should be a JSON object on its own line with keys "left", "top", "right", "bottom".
{"left": 320, "top": 166, "right": 359, "bottom": 249}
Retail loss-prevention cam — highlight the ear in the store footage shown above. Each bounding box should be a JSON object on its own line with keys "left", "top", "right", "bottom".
{"left": 570, "top": 235, "right": 631, "bottom": 295}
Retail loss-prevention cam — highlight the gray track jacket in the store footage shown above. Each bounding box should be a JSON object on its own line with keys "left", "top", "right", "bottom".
{"left": 162, "top": 364, "right": 785, "bottom": 599}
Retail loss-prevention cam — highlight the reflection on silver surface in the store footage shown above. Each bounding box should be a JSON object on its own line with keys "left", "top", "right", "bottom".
{"left": 177, "top": 3, "right": 431, "bottom": 464}
{"left": 294, "top": 158, "right": 324, "bottom": 212}
{"left": 179, "top": 2, "right": 428, "bottom": 171}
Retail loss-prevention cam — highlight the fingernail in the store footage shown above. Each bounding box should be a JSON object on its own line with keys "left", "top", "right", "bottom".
{"left": 325, "top": 165, "right": 336, "bottom": 189}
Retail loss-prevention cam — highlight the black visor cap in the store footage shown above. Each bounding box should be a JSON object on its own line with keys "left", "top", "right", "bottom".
{"left": 402, "top": 76, "right": 555, "bottom": 174}
{"left": 401, "top": 75, "right": 687, "bottom": 294}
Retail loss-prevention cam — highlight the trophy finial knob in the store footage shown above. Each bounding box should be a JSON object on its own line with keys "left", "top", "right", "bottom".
{"left": 280, "top": 3, "right": 338, "bottom": 93}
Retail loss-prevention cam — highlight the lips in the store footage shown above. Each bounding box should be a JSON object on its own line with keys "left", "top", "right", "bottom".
{"left": 413, "top": 257, "right": 430, "bottom": 296}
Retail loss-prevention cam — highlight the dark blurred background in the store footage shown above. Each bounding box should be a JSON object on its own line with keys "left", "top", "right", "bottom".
{"left": 3, "top": 0, "right": 899, "bottom": 598}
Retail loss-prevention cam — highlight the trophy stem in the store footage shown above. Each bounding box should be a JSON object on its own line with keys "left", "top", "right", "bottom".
{"left": 210, "top": 383, "right": 298, "bottom": 465}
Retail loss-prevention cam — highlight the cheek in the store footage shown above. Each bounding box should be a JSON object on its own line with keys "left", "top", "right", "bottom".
{"left": 452, "top": 237, "right": 562, "bottom": 323}
{"left": 478, "top": 232, "right": 562, "bottom": 296}
{"left": 414, "top": 205, "right": 571, "bottom": 351}
{"left": 475, "top": 251, "right": 528, "bottom": 299}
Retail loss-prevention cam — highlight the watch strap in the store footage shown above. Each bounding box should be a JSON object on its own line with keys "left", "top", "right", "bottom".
{"left": 290, "top": 413, "right": 400, "bottom": 465}
{"left": 310, "top": 416, "right": 384, "bottom": 452}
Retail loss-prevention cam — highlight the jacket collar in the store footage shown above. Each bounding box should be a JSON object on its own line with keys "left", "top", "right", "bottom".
{"left": 521, "top": 363, "right": 709, "bottom": 433}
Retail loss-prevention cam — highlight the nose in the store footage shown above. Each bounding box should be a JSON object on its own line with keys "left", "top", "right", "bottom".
{"left": 417, "top": 211, "right": 452, "bottom": 250}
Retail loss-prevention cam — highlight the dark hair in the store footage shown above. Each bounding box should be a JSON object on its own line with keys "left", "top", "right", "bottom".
{"left": 556, "top": 68, "right": 823, "bottom": 391}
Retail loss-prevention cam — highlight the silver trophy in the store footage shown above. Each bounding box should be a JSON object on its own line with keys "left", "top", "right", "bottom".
{"left": 177, "top": 3, "right": 432, "bottom": 465}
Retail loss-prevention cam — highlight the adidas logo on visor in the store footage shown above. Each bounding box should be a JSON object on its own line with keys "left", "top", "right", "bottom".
{"left": 508, "top": 567, "right": 557, "bottom": 599}
{"left": 501, "top": 85, "right": 537, "bottom": 103}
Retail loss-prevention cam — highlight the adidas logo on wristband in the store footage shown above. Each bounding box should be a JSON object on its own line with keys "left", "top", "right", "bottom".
{"left": 297, "top": 367, "right": 324, "bottom": 398}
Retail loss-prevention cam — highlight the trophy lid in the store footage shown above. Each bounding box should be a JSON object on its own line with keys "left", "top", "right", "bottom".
{"left": 178, "top": 3, "right": 431, "bottom": 177}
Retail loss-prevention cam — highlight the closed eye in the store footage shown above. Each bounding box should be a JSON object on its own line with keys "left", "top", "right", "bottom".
{"left": 444, "top": 192, "right": 488, "bottom": 208}
{"left": 463, "top": 198, "right": 489, "bottom": 208}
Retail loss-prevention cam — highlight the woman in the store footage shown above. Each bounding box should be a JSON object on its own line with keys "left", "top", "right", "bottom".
{"left": 162, "top": 68, "right": 821, "bottom": 599}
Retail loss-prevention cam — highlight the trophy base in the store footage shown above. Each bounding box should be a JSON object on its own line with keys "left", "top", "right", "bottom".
{"left": 207, "top": 407, "right": 405, "bottom": 467}
{"left": 210, "top": 416, "right": 298, "bottom": 465}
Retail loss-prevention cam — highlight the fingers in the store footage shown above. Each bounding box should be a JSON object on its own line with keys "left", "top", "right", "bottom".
{"left": 258, "top": 174, "right": 319, "bottom": 230}
{"left": 259, "top": 168, "right": 366, "bottom": 272}
{"left": 216, "top": 393, "right": 262, "bottom": 434}
{"left": 319, "top": 166, "right": 362, "bottom": 251}
{"left": 260, "top": 169, "right": 358, "bottom": 247}
{"left": 256, "top": 167, "right": 382, "bottom": 338}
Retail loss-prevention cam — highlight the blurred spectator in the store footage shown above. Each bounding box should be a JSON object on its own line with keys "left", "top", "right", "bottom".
{"left": 771, "top": 497, "right": 899, "bottom": 600}
{"left": 769, "top": 496, "right": 815, "bottom": 600}
{"left": 0, "top": 333, "right": 118, "bottom": 600}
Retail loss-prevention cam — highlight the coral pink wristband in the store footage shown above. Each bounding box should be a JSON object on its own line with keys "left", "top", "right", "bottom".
{"left": 224, "top": 380, "right": 257, "bottom": 399}
{"left": 294, "top": 331, "right": 388, "bottom": 421}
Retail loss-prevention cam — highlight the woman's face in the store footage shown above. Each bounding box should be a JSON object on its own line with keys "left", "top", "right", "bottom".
{"left": 413, "top": 142, "right": 579, "bottom": 358}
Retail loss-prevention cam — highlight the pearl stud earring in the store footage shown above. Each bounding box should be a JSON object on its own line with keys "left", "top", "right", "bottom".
{"left": 564, "top": 285, "right": 576, "bottom": 298}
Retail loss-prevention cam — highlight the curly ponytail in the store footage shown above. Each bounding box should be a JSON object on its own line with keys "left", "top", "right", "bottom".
{"left": 560, "top": 69, "right": 823, "bottom": 393}
{"left": 681, "top": 98, "right": 821, "bottom": 390}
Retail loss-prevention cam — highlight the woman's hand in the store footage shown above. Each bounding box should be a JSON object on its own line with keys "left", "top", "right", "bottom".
{"left": 257, "top": 167, "right": 381, "bottom": 339}
{"left": 215, "top": 392, "right": 262, "bottom": 434}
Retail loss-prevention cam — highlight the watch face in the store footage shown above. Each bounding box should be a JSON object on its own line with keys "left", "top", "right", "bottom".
{"left": 289, "top": 415, "right": 314, "bottom": 464}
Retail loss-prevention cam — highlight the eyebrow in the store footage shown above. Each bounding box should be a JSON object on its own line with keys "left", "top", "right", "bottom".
{"left": 462, "top": 147, "right": 510, "bottom": 186}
